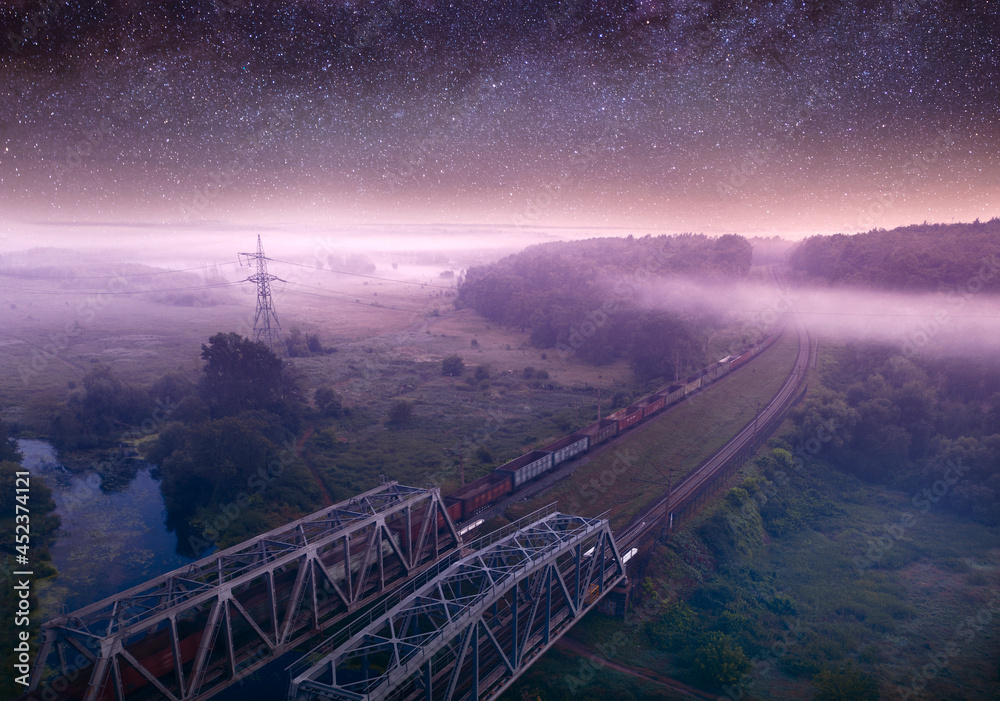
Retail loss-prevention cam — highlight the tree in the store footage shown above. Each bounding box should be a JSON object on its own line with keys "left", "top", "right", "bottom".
{"left": 285, "top": 326, "right": 310, "bottom": 357}
{"left": 199, "top": 332, "right": 301, "bottom": 423}
{"left": 626, "top": 312, "right": 701, "bottom": 381}
{"left": 442, "top": 355, "right": 465, "bottom": 377}
{"left": 158, "top": 412, "right": 281, "bottom": 515}
{"left": 48, "top": 365, "right": 152, "bottom": 449}
{"left": 692, "top": 632, "right": 752, "bottom": 688}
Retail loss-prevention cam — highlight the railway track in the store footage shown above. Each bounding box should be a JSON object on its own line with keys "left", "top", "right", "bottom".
{"left": 616, "top": 315, "right": 810, "bottom": 551}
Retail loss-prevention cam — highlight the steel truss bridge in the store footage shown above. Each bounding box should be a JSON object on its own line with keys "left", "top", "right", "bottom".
{"left": 288, "top": 511, "right": 624, "bottom": 701}
{"left": 26, "top": 483, "right": 460, "bottom": 701}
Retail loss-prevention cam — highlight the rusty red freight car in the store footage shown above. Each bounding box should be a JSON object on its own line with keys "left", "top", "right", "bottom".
{"left": 635, "top": 393, "right": 666, "bottom": 418}
{"left": 446, "top": 472, "right": 513, "bottom": 521}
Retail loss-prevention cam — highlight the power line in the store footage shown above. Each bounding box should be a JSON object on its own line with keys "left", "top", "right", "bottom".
{"left": 277, "top": 279, "right": 430, "bottom": 312}
{"left": 5, "top": 281, "right": 244, "bottom": 296}
{"left": 0, "top": 263, "right": 230, "bottom": 280}
{"left": 267, "top": 257, "right": 461, "bottom": 291}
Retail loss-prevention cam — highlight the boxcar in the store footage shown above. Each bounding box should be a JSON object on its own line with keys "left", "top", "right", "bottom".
{"left": 704, "top": 359, "right": 729, "bottom": 385}
{"left": 580, "top": 418, "right": 619, "bottom": 446}
{"left": 448, "top": 472, "right": 513, "bottom": 520}
{"left": 495, "top": 450, "right": 555, "bottom": 489}
{"left": 543, "top": 434, "right": 589, "bottom": 467}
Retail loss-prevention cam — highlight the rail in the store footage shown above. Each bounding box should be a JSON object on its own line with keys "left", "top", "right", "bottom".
{"left": 616, "top": 318, "right": 810, "bottom": 551}
{"left": 286, "top": 501, "right": 557, "bottom": 679}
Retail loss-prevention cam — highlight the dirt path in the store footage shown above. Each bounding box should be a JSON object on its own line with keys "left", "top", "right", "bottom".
{"left": 555, "top": 636, "right": 721, "bottom": 701}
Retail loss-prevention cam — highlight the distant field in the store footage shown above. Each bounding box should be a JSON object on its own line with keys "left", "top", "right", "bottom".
{"left": 506, "top": 327, "right": 801, "bottom": 529}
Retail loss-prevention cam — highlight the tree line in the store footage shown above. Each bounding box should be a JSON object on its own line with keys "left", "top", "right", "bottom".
{"left": 788, "top": 218, "right": 1000, "bottom": 290}
{"left": 457, "top": 233, "right": 753, "bottom": 380}
{"left": 789, "top": 345, "right": 1000, "bottom": 526}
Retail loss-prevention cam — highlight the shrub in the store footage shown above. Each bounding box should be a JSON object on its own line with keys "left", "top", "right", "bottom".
{"left": 442, "top": 355, "right": 465, "bottom": 376}
{"left": 812, "top": 664, "right": 879, "bottom": 701}
{"left": 692, "top": 632, "right": 752, "bottom": 688}
{"left": 314, "top": 387, "right": 344, "bottom": 417}
{"left": 387, "top": 400, "right": 414, "bottom": 425}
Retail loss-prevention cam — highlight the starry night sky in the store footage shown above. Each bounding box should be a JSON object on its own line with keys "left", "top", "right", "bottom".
{"left": 1, "top": 0, "right": 998, "bottom": 236}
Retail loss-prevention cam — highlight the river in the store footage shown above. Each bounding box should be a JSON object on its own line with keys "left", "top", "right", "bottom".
{"left": 18, "top": 438, "right": 196, "bottom": 616}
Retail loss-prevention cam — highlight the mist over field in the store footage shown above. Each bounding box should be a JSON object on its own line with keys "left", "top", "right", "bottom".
{"left": 3, "top": 0, "right": 1000, "bottom": 697}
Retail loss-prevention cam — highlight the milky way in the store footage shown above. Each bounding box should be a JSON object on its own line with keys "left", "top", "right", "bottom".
{"left": 1, "top": 0, "right": 998, "bottom": 236}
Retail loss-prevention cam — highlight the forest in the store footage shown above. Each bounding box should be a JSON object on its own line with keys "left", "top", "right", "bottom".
{"left": 788, "top": 218, "right": 1000, "bottom": 290}
{"left": 457, "top": 233, "right": 752, "bottom": 379}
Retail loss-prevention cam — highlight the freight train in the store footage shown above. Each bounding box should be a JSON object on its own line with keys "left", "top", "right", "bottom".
{"left": 442, "top": 330, "right": 780, "bottom": 522}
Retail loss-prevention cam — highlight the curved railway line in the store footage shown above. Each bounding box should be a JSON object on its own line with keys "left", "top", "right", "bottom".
{"left": 616, "top": 315, "right": 810, "bottom": 551}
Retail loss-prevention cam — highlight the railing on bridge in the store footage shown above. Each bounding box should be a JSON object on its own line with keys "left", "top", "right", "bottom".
{"left": 288, "top": 511, "right": 624, "bottom": 701}
{"left": 25, "top": 482, "right": 461, "bottom": 701}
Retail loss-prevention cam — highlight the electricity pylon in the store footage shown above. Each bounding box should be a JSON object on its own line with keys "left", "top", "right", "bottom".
{"left": 238, "top": 235, "right": 283, "bottom": 353}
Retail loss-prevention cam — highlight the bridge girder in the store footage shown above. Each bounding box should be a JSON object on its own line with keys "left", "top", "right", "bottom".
{"left": 289, "top": 512, "right": 624, "bottom": 701}
{"left": 27, "top": 482, "right": 460, "bottom": 701}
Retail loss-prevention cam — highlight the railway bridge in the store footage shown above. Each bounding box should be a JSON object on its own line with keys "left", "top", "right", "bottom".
{"left": 287, "top": 510, "right": 624, "bottom": 701}
{"left": 25, "top": 483, "right": 460, "bottom": 701}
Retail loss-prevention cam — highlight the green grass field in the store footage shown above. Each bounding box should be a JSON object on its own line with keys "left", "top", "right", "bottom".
{"left": 506, "top": 327, "right": 801, "bottom": 529}
{"left": 502, "top": 338, "right": 1000, "bottom": 701}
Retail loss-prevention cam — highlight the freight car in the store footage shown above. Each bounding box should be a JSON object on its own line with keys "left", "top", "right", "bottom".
{"left": 683, "top": 372, "right": 703, "bottom": 395}
{"left": 635, "top": 393, "right": 666, "bottom": 418}
{"left": 544, "top": 434, "right": 589, "bottom": 467}
{"left": 496, "top": 450, "right": 555, "bottom": 489}
{"left": 440, "top": 327, "right": 783, "bottom": 525}
{"left": 446, "top": 471, "right": 512, "bottom": 521}
{"left": 579, "top": 418, "right": 619, "bottom": 446}
{"left": 609, "top": 405, "right": 644, "bottom": 432}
